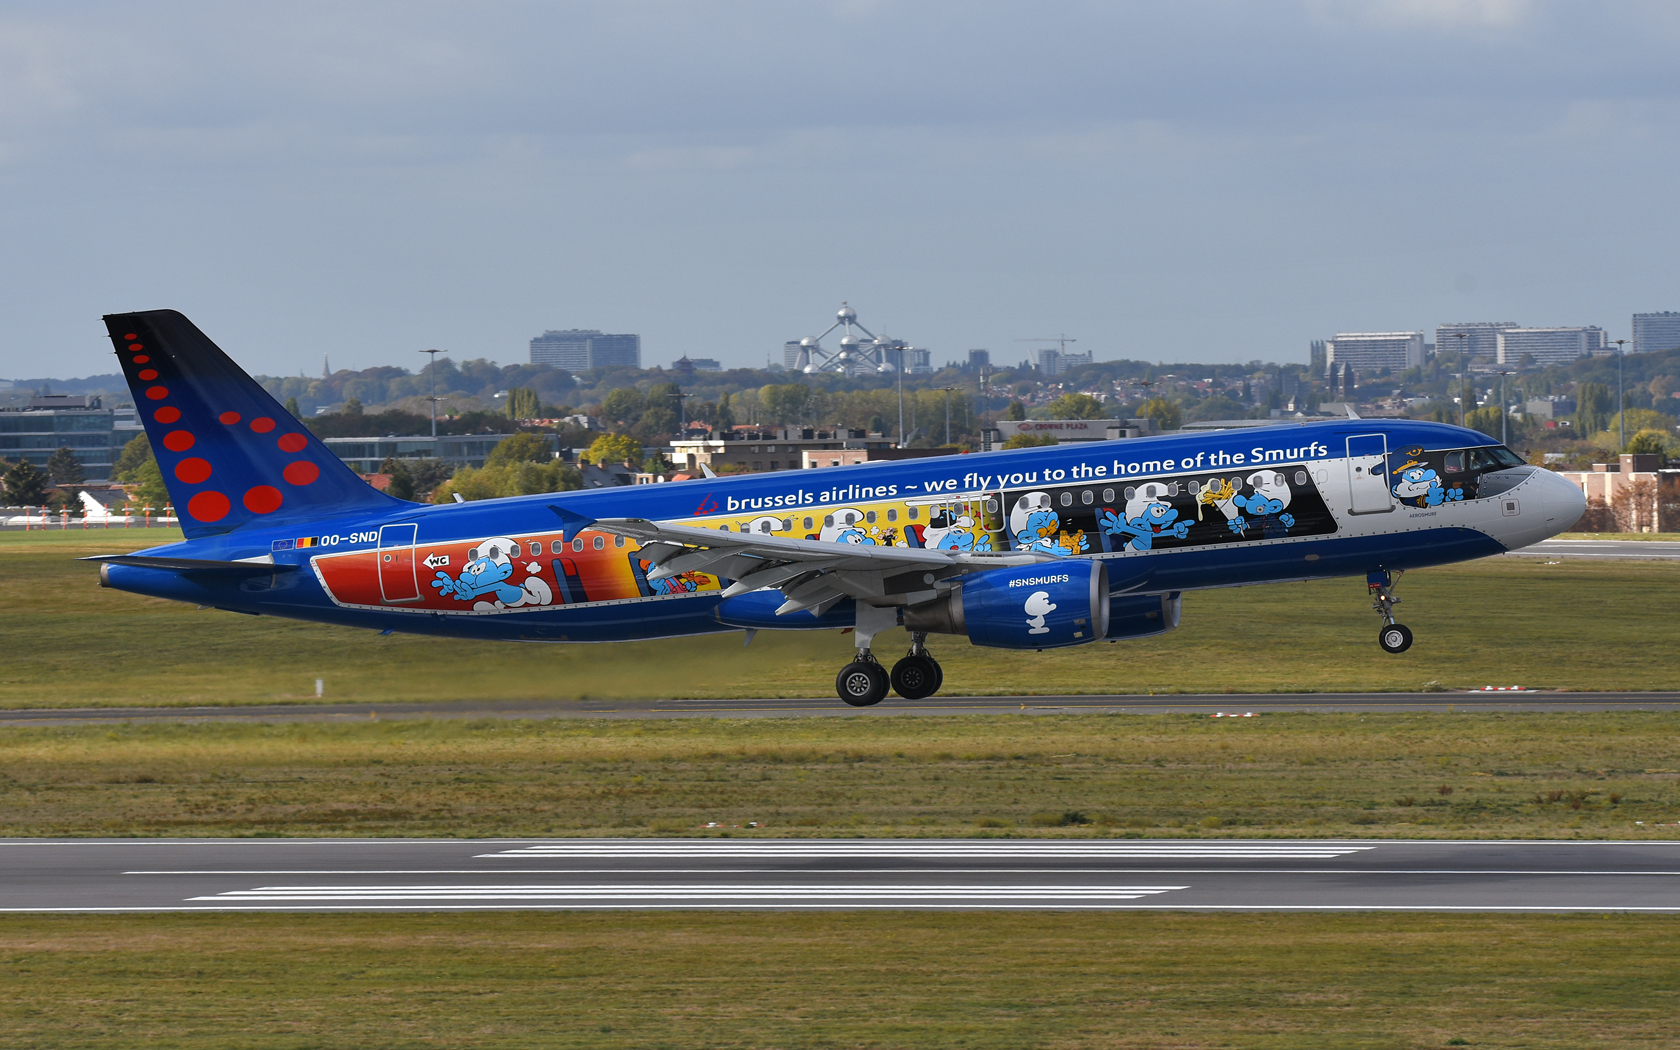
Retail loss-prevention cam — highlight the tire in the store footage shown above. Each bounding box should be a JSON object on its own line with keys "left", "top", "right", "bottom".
{"left": 1378, "top": 623, "right": 1413, "bottom": 654}
{"left": 891, "top": 654, "right": 942, "bottom": 700}
{"left": 837, "top": 661, "right": 890, "bottom": 706}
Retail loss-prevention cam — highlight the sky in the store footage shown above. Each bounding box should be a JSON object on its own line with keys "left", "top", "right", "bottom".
{"left": 2, "top": 0, "right": 1678, "bottom": 379}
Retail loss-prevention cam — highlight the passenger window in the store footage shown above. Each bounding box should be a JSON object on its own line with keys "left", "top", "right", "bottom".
{"left": 572, "top": 538, "right": 584, "bottom": 551}
{"left": 866, "top": 510, "right": 877, "bottom": 523}
{"left": 1168, "top": 482, "right": 1180, "bottom": 496}
{"left": 1124, "top": 487, "right": 1136, "bottom": 500}
{"left": 1103, "top": 488, "right": 1115, "bottom": 502}
{"left": 718, "top": 525, "right": 730, "bottom": 532}
{"left": 1060, "top": 491, "right": 1073, "bottom": 507}
{"left": 782, "top": 518, "right": 792, "bottom": 530}
{"left": 593, "top": 536, "right": 605, "bottom": 550}
{"left": 614, "top": 535, "right": 625, "bottom": 548}
{"left": 1081, "top": 490, "right": 1093, "bottom": 505}
{"left": 909, "top": 507, "right": 919, "bottom": 520}
{"left": 551, "top": 540, "right": 563, "bottom": 554}
{"left": 529, "top": 542, "right": 541, "bottom": 556}
{"left": 1444, "top": 451, "right": 1465, "bottom": 473}
{"left": 823, "top": 515, "right": 834, "bottom": 527}
{"left": 985, "top": 499, "right": 999, "bottom": 514}
{"left": 802, "top": 517, "right": 813, "bottom": 529}
{"left": 887, "top": 508, "right": 898, "bottom": 521}
{"left": 1295, "top": 471, "right": 1307, "bottom": 485}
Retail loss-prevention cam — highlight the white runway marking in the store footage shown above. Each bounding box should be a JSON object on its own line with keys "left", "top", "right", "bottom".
{"left": 478, "top": 843, "right": 1376, "bottom": 859}
{"left": 188, "top": 883, "right": 1187, "bottom": 904}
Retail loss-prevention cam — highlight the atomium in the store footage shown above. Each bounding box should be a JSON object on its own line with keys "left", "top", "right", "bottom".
{"left": 788, "top": 302, "right": 913, "bottom": 376}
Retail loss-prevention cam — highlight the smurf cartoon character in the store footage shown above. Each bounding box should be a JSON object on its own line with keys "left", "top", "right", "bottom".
{"left": 919, "top": 502, "right": 992, "bottom": 552}
{"left": 1009, "top": 492, "right": 1088, "bottom": 556}
{"left": 1229, "top": 470, "right": 1296, "bottom": 537}
{"left": 1098, "top": 482, "right": 1191, "bottom": 551}
{"left": 819, "top": 508, "right": 876, "bottom": 546}
{"left": 1023, "top": 590, "right": 1056, "bottom": 635}
{"left": 1390, "top": 448, "right": 1463, "bottom": 508}
{"left": 431, "top": 536, "right": 554, "bottom": 612}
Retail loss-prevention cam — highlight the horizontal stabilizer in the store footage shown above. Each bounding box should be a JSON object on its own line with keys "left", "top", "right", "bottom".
{"left": 81, "top": 554, "right": 299, "bottom": 577}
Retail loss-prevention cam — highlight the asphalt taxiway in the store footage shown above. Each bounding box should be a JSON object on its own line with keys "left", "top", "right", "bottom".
{"left": 3, "top": 838, "right": 1677, "bottom": 912}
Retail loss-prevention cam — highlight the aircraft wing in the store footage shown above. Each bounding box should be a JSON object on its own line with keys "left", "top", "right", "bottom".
{"left": 590, "top": 517, "right": 1056, "bottom": 616}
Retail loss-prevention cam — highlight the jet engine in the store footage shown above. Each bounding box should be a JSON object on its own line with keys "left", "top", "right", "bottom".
{"left": 1105, "top": 591, "right": 1181, "bottom": 640}
{"left": 903, "top": 561, "right": 1109, "bottom": 649}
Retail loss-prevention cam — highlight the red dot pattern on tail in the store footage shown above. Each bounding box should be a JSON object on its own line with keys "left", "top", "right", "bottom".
{"left": 219, "top": 411, "right": 241, "bottom": 425}
{"left": 250, "top": 417, "right": 275, "bottom": 433}
{"left": 188, "top": 491, "right": 230, "bottom": 522}
{"left": 283, "top": 461, "right": 320, "bottom": 486}
{"left": 277, "top": 433, "right": 308, "bottom": 453}
{"left": 162, "top": 430, "right": 194, "bottom": 452}
{"left": 175, "top": 458, "right": 212, "bottom": 484}
{"left": 243, "top": 485, "right": 283, "bottom": 514}
{"left": 154, "top": 407, "right": 181, "bottom": 424}
{"left": 145, "top": 386, "right": 168, "bottom": 400}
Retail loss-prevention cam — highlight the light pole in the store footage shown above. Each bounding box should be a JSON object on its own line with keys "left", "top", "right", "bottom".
{"left": 897, "top": 347, "right": 907, "bottom": 448}
{"left": 419, "top": 349, "right": 444, "bottom": 438}
{"left": 1454, "top": 333, "right": 1467, "bottom": 427}
{"left": 1615, "top": 339, "right": 1627, "bottom": 449}
{"left": 939, "top": 387, "right": 958, "bottom": 445}
{"left": 1495, "top": 370, "right": 1512, "bottom": 445}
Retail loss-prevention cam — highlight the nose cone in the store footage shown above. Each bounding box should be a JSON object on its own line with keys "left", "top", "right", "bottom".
{"left": 1543, "top": 468, "right": 1588, "bottom": 533}
{"left": 1497, "top": 469, "right": 1587, "bottom": 552}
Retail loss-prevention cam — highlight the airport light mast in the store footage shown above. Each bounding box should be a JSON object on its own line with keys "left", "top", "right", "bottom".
{"left": 419, "top": 348, "right": 445, "bottom": 438}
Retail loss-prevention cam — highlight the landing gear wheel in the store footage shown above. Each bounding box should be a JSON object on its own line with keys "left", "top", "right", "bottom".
{"left": 891, "top": 654, "right": 942, "bottom": 699}
{"left": 837, "top": 661, "right": 890, "bottom": 706}
{"left": 1378, "top": 623, "right": 1413, "bottom": 654}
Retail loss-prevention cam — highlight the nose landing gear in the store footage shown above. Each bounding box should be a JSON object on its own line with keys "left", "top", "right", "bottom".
{"left": 1368, "top": 570, "right": 1413, "bottom": 653}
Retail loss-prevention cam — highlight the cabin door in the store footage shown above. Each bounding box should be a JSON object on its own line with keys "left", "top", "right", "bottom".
{"left": 1345, "top": 434, "right": 1393, "bottom": 515}
{"left": 378, "top": 523, "right": 421, "bottom": 603}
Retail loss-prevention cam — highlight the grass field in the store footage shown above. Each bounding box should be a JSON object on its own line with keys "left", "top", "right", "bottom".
{"left": 4, "top": 530, "right": 1679, "bottom": 706}
{"left": 1, "top": 912, "right": 1676, "bottom": 1049}
{"left": 4, "top": 713, "right": 1677, "bottom": 838}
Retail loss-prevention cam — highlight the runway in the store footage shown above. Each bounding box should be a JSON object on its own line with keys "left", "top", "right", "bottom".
{"left": 2, "top": 690, "right": 1678, "bottom": 725}
{"left": 3, "top": 838, "right": 1677, "bottom": 912}
{"left": 1503, "top": 538, "right": 1680, "bottom": 560}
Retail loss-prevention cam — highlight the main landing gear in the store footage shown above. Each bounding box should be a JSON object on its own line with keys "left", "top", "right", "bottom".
{"left": 1368, "top": 570, "right": 1413, "bottom": 654}
{"left": 836, "top": 607, "right": 944, "bottom": 706}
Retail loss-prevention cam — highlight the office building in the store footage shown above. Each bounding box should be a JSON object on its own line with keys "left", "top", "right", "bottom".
{"left": 1037, "top": 348, "right": 1093, "bottom": 376}
{"left": 1496, "top": 326, "right": 1605, "bottom": 366}
{"left": 0, "top": 395, "right": 122, "bottom": 479}
{"left": 672, "top": 356, "right": 722, "bottom": 375}
{"left": 529, "top": 329, "right": 641, "bottom": 371}
{"left": 670, "top": 426, "right": 894, "bottom": 474}
{"left": 1435, "top": 322, "right": 1518, "bottom": 362}
{"left": 1633, "top": 312, "right": 1680, "bottom": 355}
{"left": 322, "top": 434, "right": 509, "bottom": 473}
{"left": 967, "top": 349, "right": 991, "bottom": 371}
{"left": 1324, "top": 332, "right": 1425, "bottom": 374}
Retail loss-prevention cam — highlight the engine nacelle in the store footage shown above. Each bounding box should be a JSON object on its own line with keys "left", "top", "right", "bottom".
{"left": 1106, "top": 592, "right": 1181, "bottom": 640}
{"left": 903, "top": 561, "right": 1109, "bottom": 650}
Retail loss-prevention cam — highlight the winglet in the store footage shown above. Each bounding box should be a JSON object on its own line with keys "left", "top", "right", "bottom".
{"left": 548, "top": 504, "right": 597, "bottom": 543}
{"left": 700, "top": 463, "right": 718, "bottom": 478}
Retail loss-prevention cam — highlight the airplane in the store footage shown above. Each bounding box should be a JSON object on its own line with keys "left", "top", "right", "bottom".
{"left": 88, "top": 309, "right": 1587, "bottom": 706}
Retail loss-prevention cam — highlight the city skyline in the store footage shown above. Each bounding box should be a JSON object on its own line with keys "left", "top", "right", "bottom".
{"left": 3, "top": 3, "right": 1680, "bottom": 377}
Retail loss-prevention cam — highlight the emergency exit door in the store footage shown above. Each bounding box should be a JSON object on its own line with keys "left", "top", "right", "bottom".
{"left": 1345, "top": 434, "right": 1393, "bottom": 515}
{"left": 378, "top": 523, "right": 421, "bottom": 603}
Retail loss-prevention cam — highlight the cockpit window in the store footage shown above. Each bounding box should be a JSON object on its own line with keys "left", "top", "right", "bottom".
{"left": 1489, "top": 446, "right": 1526, "bottom": 468}
{"left": 1444, "top": 451, "right": 1465, "bottom": 473}
{"left": 1467, "top": 448, "right": 1501, "bottom": 472}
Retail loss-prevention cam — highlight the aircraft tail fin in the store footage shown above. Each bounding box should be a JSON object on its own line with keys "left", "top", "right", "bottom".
{"left": 103, "top": 310, "right": 407, "bottom": 538}
{"left": 78, "top": 491, "right": 110, "bottom": 520}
